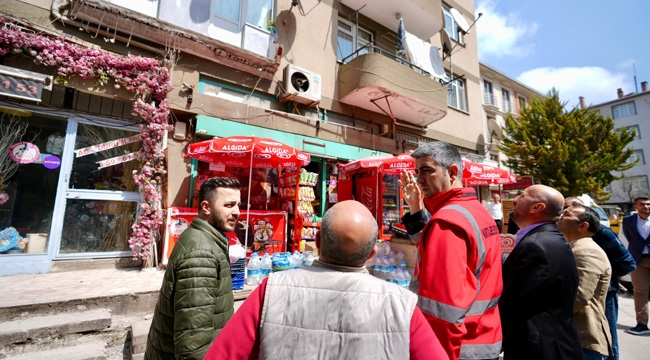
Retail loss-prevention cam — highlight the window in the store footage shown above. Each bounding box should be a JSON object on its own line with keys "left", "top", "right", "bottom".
{"left": 629, "top": 175, "right": 649, "bottom": 191}
{"left": 502, "top": 89, "right": 511, "bottom": 112}
{"left": 618, "top": 125, "right": 641, "bottom": 140}
{"left": 337, "top": 19, "right": 373, "bottom": 62}
{"left": 518, "top": 96, "right": 527, "bottom": 111}
{"left": 447, "top": 75, "right": 467, "bottom": 112}
{"left": 624, "top": 149, "right": 645, "bottom": 166}
{"left": 484, "top": 81, "right": 495, "bottom": 105}
{"left": 612, "top": 101, "right": 636, "bottom": 119}
{"left": 442, "top": 6, "right": 464, "bottom": 43}
{"left": 209, "top": 0, "right": 275, "bottom": 54}
{"left": 490, "top": 153, "right": 499, "bottom": 162}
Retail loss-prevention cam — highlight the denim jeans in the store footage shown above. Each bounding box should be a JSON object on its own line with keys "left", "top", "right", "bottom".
{"left": 605, "top": 291, "right": 618, "bottom": 360}
{"left": 583, "top": 348, "right": 607, "bottom": 360}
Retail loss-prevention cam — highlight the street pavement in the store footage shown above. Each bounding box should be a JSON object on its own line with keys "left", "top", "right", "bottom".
{"left": 0, "top": 268, "right": 646, "bottom": 358}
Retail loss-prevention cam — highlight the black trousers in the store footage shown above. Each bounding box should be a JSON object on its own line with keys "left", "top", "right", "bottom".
{"left": 494, "top": 219, "right": 503, "bottom": 234}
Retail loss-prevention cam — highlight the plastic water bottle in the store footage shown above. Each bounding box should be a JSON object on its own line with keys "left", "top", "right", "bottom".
{"left": 402, "top": 269, "right": 412, "bottom": 288}
{"left": 302, "top": 252, "right": 315, "bottom": 267}
{"left": 246, "top": 253, "right": 261, "bottom": 285}
{"left": 392, "top": 268, "right": 404, "bottom": 285}
{"left": 387, "top": 269, "right": 397, "bottom": 284}
{"left": 260, "top": 253, "right": 272, "bottom": 279}
{"left": 372, "top": 253, "right": 382, "bottom": 278}
{"left": 396, "top": 250, "right": 407, "bottom": 270}
{"left": 388, "top": 251, "right": 397, "bottom": 273}
{"left": 292, "top": 251, "right": 303, "bottom": 269}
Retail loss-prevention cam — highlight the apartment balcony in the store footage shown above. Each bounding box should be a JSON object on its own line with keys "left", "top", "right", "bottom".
{"left": 340, "top": 0, "right": 443, "bottom": 40}
{"left": 483, "top": 93, "right": 499, "bottom": 114}
{"left": 339, "top": 52, "right": 447, "bottom": 128}
{"left": 502, "top": 100, "right": 513, "bottom": 114}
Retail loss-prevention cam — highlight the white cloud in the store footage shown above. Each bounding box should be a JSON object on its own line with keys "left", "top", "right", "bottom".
{"left": 517, "top": 67, "right": 634, "bottom": 107}
{"left": 475, "top": 0, "right": 538, "bottom": 59}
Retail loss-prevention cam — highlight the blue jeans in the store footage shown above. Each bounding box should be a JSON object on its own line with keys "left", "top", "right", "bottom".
{"left": 605, "top": 291, "right": 618, "bottom": 360}
{"left": 583, "top": 348, "right": 607, "bottom": 360}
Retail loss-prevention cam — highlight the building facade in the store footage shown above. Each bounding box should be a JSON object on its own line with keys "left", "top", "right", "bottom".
{"left": 478, "top": 62, "right": 544, "bottom": 196}
{"left": 0, "top": 0, "right": 485, "bottom": 275}
{"left": 593, "top": 82, "right": 650, "bottom": 212}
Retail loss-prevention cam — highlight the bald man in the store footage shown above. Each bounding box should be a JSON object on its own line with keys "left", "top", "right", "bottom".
{"left": 499, "top": 185, "right": 583, "bottom": 360}
{"left": 205, "top": 200, "right": 448, "bottom": 360}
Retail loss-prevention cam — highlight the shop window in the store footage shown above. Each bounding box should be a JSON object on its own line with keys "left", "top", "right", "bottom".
{"left": 0, "top": 111, "right": 66, "bottom": 255}
{"left": 60, "top": 123, "right": 141, "bottom": 254}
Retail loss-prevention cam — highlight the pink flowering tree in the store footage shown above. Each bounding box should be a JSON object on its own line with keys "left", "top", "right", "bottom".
{"left": 0, "top": 19, "right": 173, "bottom": 262}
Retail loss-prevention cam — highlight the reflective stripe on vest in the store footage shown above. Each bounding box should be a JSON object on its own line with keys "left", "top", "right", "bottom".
{"left": 459, "top": 341, "right": 503, "bottom": 359}
{"left": 417, "top": 204, "right": 491, "bottom": 324}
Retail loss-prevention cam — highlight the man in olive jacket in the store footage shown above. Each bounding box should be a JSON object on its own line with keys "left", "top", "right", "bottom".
{"left": 145, "top": 177, "right": 241, "bottom": 360}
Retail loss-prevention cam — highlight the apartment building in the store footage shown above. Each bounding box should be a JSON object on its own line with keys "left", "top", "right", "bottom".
{"left": 593, "top": 82, "right": 650, "bottom": 212}
{"left": 478, "top": 62, "right": 544, "bottom": 168}
{"left": 0, "top": 0, "right": 484, "bottom": 274}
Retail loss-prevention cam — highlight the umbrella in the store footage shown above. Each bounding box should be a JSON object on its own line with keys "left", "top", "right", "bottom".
{"left": 462, "top": 159, "right": 516, "bottom": 187}
{"left": 397, "top": 17, "right": 406, "bottom": 57}
{"left": 340, "top": 151, "right": 415, "bottom": 174}
{"left": 184, "top": 136, "right": 311, "bottom": 258}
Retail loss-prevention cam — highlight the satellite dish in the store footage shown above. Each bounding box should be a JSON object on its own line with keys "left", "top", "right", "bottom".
{"left": 450, "top": 8, "right": 470, "bottom": 34}
{"left": 440, "top": 29, "right": 452, "bottom": 56}
{"left": 487, "top": 118, "right": 503, "bottom": 142}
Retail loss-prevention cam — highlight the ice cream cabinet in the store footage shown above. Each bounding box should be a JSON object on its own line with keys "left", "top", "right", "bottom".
{"left": 379, "top": 174, "right": 409, "bottom": 240}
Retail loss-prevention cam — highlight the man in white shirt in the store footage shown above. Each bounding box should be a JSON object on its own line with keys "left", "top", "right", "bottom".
{"left": 485, "top": 193, "right": 504, "bottom": 233}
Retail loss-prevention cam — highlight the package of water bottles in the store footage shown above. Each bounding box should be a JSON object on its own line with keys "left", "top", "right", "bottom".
{"left": 244, "top": 250, "right": 317, "bottom": 285}
{"left": 369, "top": 240, "right": 411, "bottom": 289}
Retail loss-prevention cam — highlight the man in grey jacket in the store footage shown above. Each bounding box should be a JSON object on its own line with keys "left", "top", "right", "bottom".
{"left": 145, "top": 177, "right": 241, "bottom": 360}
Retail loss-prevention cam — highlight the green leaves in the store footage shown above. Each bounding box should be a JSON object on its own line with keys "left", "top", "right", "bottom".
{"left": 499, "top": 89, "right": 636, "bottom": 202}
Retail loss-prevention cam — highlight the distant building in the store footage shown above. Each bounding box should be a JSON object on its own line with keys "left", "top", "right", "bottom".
{"left": 478, "top": 63, "right": 544, "bottom": 186}
{"left": 592, "top": 82, "right": 650, "bottom": 212}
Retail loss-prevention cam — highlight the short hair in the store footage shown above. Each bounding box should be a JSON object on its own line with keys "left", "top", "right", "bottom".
{"left": 573, "top": 204, "right": 601, "bottom": 234}
{"left": 319, "top": 207, "right": 378, "bottom": 265}
{"left": 198, "top": 177, "right": 241, "bottom": 206}
{"left": 411, "top": 142, "right": 463, "bottom": 182}
{"left": 633, "top": 195, "right": 650, "bottom": 204}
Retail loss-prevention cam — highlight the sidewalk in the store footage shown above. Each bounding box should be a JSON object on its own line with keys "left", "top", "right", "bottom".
{"left": 0, "top": 267, "right": 254, "bottom": 311}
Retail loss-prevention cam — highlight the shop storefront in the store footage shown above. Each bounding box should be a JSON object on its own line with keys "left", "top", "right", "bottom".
{"left": 0, "top": 105, "right": 142, "bottom": 275}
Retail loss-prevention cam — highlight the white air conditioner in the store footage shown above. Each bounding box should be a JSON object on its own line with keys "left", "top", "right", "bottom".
{"left": 284, "top": 64, "right": 322, "bottom": 105}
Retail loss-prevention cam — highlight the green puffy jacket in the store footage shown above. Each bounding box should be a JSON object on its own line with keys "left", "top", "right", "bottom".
{"left": 145, "top": 218, "right": 234, "bottom": 360}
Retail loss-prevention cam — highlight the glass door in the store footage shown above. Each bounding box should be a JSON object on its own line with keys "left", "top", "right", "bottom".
{"left": 53, "top": 119, "right": 141, "bottom": 258}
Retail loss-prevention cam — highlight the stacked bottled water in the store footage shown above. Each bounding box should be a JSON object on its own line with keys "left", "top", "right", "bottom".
{"left": 292, "top": 251, "right": 303, "bottom": 269}
{"left": 369, "top": 244, "right": 411, "bottom": 289}
{"left": 246, "top": 252, "right": 261, "bottom": 285}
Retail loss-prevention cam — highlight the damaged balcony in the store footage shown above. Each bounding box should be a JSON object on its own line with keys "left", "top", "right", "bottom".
{"left": 339, "top": 51, "right": 448, "bottom": 129}
{"left": 62, "top": 0, "right": 281, "bottom": 80}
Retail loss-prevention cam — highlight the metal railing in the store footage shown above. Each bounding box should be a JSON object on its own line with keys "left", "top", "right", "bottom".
{"left": 339, "top": 43, "right": 434, "bottom": 78}
{"left": 484, "top": 93, "right": 497, "bottom": 106}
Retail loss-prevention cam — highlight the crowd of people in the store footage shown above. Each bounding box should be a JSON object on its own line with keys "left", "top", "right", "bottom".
{"left": 142, "top": 141, "right": 648, "bottom": 360}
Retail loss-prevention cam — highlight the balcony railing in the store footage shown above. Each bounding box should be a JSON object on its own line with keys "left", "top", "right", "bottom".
{"left": 340, "top": 43, "right": 439, "bottom": 79}
{"left": 484, "top": 93, "right": 497, "bottom": 106}
{"left": 502, "top": 100, "right": 512, "bottom": 113}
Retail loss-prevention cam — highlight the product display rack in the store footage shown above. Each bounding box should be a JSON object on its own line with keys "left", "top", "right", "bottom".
{"left": 279, "top": 169, "right": 321, "bottom": 251}
{"left": 380, "top": 174, "right": 409, "bottom": 240}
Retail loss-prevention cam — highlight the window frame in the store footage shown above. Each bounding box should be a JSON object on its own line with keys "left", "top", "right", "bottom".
{"left": 337, "top": 18, "right": 373, "bottom": 62}
{"left": 502, "top": 88, "right": 511, "bottom": 112}
{"left": 442, "top": 5, "right": 464, "bottom": 43}
{"left": 625, "top": 149, "right": 645, "bottom": 166}
{"left": 629, "top": 175, "right": 649, "bottom": 191}
{"left": 518, "top": 96, "right": 527, "bottom": 111}
{"left": 612, "top": 101, "right": 637, "bottom": 119}
{"left": 618, "top": 125, "right": 641, "bottom": 140}
{"left": 447, "top": 74, "right": 467, "bottom": 112}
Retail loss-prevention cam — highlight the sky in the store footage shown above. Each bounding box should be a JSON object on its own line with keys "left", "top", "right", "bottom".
{"left": 475, "top": 0, "right": 650, "bottom": 108}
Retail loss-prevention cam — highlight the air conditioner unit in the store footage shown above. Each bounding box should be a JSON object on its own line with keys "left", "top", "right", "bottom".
{"left": 284, "top": 64, "right": 321, "bottom": 105}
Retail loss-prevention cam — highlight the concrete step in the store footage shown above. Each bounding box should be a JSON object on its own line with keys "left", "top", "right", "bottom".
{"left": 2, "top": 341, "right": 107, "bottom": 360}
{"left": 0, "top": 309, "right": 112, "bottom": 347}
{"left": 129, "top": 319, "right": 152, "bottom": 357}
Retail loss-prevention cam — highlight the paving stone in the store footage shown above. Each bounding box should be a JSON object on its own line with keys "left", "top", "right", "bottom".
{"left": 0, "top": 309, "right": 111, "bottom": 347}
{"left": 2, "top": 341, "right": 107, "bottom": 360}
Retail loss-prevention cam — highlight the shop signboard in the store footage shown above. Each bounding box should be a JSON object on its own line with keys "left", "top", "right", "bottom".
{"left": 163, "top": 207, "right": 287, "bottom": 265}
{"left": 0, "top": 65, "right": 52, "bottom": 102}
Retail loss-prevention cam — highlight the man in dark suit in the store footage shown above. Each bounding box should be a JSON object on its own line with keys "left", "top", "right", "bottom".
{"left": 500, "top": 185, "right": 583, "bottom": 360}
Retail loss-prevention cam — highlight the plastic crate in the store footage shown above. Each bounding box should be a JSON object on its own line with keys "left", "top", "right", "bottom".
{"left": 230, "top": 258, "right": 245, "bottom": 290}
